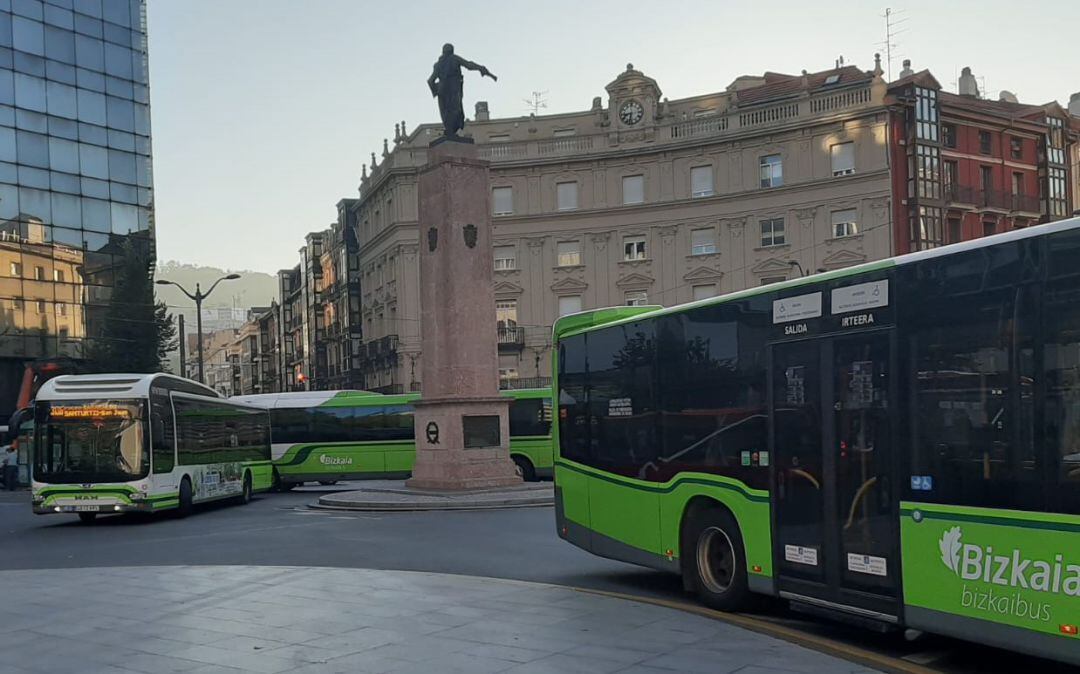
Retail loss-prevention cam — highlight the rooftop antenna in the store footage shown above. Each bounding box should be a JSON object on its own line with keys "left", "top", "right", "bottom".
{"left": 523, "top": 90, "right": 548, "bottom": 115}
{"left": 878, "top": 7, "right": 909, "bottom": 80}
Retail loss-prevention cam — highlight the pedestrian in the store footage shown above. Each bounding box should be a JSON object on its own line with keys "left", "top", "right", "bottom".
{"left": 1, "top": 443, "right": 17, "bottom": 491}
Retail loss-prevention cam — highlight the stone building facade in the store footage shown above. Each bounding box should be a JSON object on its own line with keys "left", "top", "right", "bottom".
{"left": 351, "top": 60, "right": 895, "bottom": 392}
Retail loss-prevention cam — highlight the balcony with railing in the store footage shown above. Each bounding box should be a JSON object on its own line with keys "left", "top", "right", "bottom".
{"left": 944, "top": 186, "right": 1042, "bottom": 214}
{"left": 497, "top": 325, "right": 524, "bottom": 351}
{"left": 357, "top": 334, "right": 399, "bottom": 374}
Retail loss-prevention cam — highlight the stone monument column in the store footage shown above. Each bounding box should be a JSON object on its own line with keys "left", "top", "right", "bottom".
{"left": 406, "top": 139, "right": 521, "bottom": 490}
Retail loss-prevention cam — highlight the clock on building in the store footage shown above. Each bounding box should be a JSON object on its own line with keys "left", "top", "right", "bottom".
{"left": 619, "top": 100, "right": 644, "bottom": 126}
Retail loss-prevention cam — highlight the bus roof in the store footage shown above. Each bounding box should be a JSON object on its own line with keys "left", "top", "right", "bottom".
{"left": 554, "top": 215, "right": 1080, "bottom": 340}
{"left": 35, "top": 373, "right": 219, "bottom": 401}
{"left": 232, "top": 388, "right": 552, "bottom": 410}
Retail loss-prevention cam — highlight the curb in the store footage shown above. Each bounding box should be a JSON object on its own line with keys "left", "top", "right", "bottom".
{"left": 311, "top": 490, "right": 554, "bottom": 512}
{"left": 309, "top": 499, "right": 553, "bottom": 512}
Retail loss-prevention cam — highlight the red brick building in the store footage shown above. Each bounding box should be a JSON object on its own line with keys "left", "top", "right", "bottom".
{"left": 887, "top": 69, "right": 1078, "bottom": 254}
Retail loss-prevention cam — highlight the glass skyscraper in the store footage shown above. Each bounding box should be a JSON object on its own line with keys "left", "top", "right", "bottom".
{"left": 0, "top": 0, "right": 153, "bottom": 413}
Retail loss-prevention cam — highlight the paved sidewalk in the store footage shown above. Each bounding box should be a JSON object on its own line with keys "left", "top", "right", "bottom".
{"left": 315, "top": 480, "right": 554, "bottom": 511}
{"left": 0, "top": 566, "right": 880, "bottom": 673}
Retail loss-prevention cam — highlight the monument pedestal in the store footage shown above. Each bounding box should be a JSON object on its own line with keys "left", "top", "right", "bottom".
{"left": 405, "top": 139, "right": 521, "bottom": 491}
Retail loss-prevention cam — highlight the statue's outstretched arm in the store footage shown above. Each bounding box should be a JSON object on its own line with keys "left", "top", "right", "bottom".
{"left": 460, "top": 58, "right": 497, "bottom": 81}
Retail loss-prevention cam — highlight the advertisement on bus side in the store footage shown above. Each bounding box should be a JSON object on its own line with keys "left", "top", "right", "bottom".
{"left": 900, "top": 502, "right": 1080, "bottom": 642}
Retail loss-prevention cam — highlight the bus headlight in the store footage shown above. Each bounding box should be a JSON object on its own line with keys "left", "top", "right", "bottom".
{"left": 114, "top": 505, "right": 123, "bottom": 511}
{"left": 53, "top": 506, "right": 62, "bottom": 512}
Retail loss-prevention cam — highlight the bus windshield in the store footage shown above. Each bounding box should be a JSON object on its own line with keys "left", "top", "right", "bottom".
{"left": 34, "top": 400, "right": 149, "bottom": 484}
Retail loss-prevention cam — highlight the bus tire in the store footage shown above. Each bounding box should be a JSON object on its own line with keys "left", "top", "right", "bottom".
{"left": 240, "top": 472, "right": 252, "bottom": 505}
{"left": 178, "top": 477, "right": 193, "bottom": 518}
{"left": 78, "top": 512, "right": 97, "bottom": 524}
{"left": 512, "top": 455, "right": 536, "bottom": 482}
{"left": 279, "top": 481, "right": 298, "bottom": 491}
{"left": 318, "top": 480, "right": 338, "bottom": 486}
{"left": 683, "top": 506, "right": 750, "bottom": 612}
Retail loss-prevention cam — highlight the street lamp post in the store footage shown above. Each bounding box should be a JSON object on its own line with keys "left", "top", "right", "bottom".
{"left": 155, "top": 274, "right": 241, "bottom": 384}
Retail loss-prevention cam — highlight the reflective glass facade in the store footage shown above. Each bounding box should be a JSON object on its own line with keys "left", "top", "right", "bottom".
{"left": 0, "top": 0, "right": 152, "bottom": 410}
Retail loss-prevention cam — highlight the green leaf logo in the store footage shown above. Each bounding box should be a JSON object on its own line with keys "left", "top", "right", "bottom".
{"left": 939, "top": 526, "right": 962, "bottom": 574}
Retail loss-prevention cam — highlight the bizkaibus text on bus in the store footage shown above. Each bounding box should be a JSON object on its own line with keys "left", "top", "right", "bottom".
{"left": 551, "top": 217, "right": 1080, "bottom": 665}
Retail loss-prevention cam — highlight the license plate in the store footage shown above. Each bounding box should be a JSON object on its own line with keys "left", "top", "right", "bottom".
{"left": 73, "top": 505, "right": 99, "bottom": 512}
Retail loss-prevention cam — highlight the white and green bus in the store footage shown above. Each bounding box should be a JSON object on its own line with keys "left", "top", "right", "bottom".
{"left": 233, "top": 388, "right": 553, "bottom": 488}
{"left": 553, "top": 217, "right": 1080, "bottom": 665}
{"left": 32, "top": 373, "right": 273, "bottom": 523}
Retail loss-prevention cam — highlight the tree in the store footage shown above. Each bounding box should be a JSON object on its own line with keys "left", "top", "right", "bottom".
{"left": 86, "top": 236, "right": 177, "bottom": 373}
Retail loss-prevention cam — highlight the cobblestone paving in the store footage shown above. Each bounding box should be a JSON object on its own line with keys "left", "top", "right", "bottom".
{"left": 0, "top": 566, "right": 881, "bottom": 673}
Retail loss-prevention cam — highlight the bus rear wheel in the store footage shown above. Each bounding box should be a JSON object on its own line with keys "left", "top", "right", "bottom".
{"left": 77, "top": 512, "right": 97, "bottom": 524}
{"left": 512, "top": 456, "right": 536, "bottom": 482}
{"left": 684, "top": 507, "right": 750, "bottom": 611}
{"left": 178, "top": 477, "right": 193, "bottom": 518}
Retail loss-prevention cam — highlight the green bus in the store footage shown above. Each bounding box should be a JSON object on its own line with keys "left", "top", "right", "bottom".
{"left": 232, "top": 388, "right": 552, "bottom": 487}
{"left": 553, "top": 217, "right": 1080, "bottom": 665}
{"left": 31, "top": 373, "right": 273, "bottom": 522}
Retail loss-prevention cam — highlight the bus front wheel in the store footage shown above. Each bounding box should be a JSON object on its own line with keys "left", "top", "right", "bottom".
{"left": 512, "top": 456, "right": 536, "bottom": 482}
{"left": 178, "top": 477, "right": 193, "bottom": 518}
{"left": 77, "top": 512, "right": 97, "bottom": 524}
{"left": 684, "top": 507, "right": 750, "bottom": 611}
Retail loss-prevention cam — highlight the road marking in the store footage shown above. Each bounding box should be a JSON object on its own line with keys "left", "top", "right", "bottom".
{"left": 571, "top": 587, "right": 940, "bottom": 674}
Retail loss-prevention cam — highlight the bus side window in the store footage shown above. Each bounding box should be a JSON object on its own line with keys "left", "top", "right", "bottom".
{"left": 1044, "top": 230, "right": 1080, "bottom": 514}
{"left": 150, "top": 392, "right": 175, "bottom": 474}
{"left": 509, "top": 399, "right": 550, "bottom": 437}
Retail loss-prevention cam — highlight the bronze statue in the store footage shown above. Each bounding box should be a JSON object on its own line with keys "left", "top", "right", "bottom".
{"left": 428, "top": 44, "right": 497, "bottom": 138}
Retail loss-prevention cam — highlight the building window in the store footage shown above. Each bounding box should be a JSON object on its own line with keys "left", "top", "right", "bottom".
{"left": 978, "top": 130, "right": 992, "bottom": 155}
{"left": 911, "top": 205, "right": 944, "bottom": 250}
{"left": 622, "top": 175, "right": 644, "bottom": 205}
{"left": 499, "top": 367, "right": 519, "bottom": 382}
{"left": 493, "top": 245, "right": 516, "bottom": 271}
{"left": 831, "top": 209, "right": 858, "bottom": 238}
{"left": 1046, "top": 116, "right": 1066, "bottom": 165}
{"left": 623, "top": 235, "right": 646, "bottom": 261}
{"left": 9, "top": 262, "right": 21, "bottom": 277}
{"left": 943, "top": 160, "right": 958, "bottom": 199}
{"left": 493, "top": 186, "right": 513, "bottom": 215}
{"left": 56, "top": 302, "right": 67, "bottom": 317}
{"left": 948, "top": 217, "right": 963, "bottom": 243}
{"left": 692, "top": 284, "right": 716, "bottom": 301}
{"left": 914, "top": 86, "right": 939, "bottom": 142}
{"left": 557, "top": 241, "right": 581, "bottom": 267}
{"left": 1048, "top": 166, "right": 1068, "bottom": 217}
{"left": 1012, "top": 172, "right": 1024, "bottom": 196}
{"left": 496, "top": 299, "right": 518, "bottom": 328}
{"left": 36, "top": 300, "right": 46, "bottom": 314}
{"left": 34, "top": 266, "right": 45, "bottom": 281}
{"left": 1010, "top": 136, "right": 1022, "bottom": 160}
{"left": 760, "top": 218, "right": 785, "bottom": 247}
{"left": 942, "top": 123, "right": 957, "bottom": 148}
{"left": 556, "top": 181, "right": 578, "bottom": 211}
{"left": 983, "top": 220, "right": 996, "bottom": 237}
{"left": 760, "top": 276, "right": 787, "bottom": 286}
{"left": 624, "top": 291, "right": 648, "bottom": 306}
{"left": 759, "top": 154, "right": 783, "bottom": 188}
{"left": 53, "top": 269, "right": 64, "bottom": 282}
{"left": 830, "top": 142, "right": 855, "bottom": 176}
{"left": 980, "top": 165, "right": 993, "bottom": 194}
{"left": 915, "top": 144, "right": 941, "bottom": 199}
{"left": 690, "top": 165, "right": 714, "bottom": 197}
{"left": 558, "top": 295, "right": 582, "bottom": 316}
{"left": 690, "top": 228, "right": 716, "bottom": 255}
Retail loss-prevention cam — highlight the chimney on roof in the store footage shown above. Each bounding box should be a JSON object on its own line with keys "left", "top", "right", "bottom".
{"left": 1069, "top": 92, "right": 1080, "bottom": 117}
{"left": 873, "top": 53, "right": 883, "bottom": 77}
{"left": 998, "top": 90, "right": 1018, "bottom": 104}
{"left": 958, "top": 67, "right": 979, "bottom": 98}
{"left": 475, "top": 101, "right": 490, "bottom": 121}
{"left": 899, "top": 59, "right": 914, "bottom": 79}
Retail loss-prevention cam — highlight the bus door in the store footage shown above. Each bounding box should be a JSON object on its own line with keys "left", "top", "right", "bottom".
{"left": 770, "top": 331, "right": 899, "bottom": 621}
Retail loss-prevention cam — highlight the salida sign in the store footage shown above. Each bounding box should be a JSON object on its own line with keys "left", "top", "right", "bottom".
{"left": 901, "top": 504, "right": 1079, "bottom": 639}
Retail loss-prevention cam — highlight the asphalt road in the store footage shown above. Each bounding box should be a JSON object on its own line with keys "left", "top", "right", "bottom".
{"left": 0, "top": 486, "right": 1072, "bottom": 673}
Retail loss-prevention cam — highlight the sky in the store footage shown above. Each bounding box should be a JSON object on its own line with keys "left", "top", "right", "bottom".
{"left": 146, "top": 0, "right": 1080, "bottom": 274}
